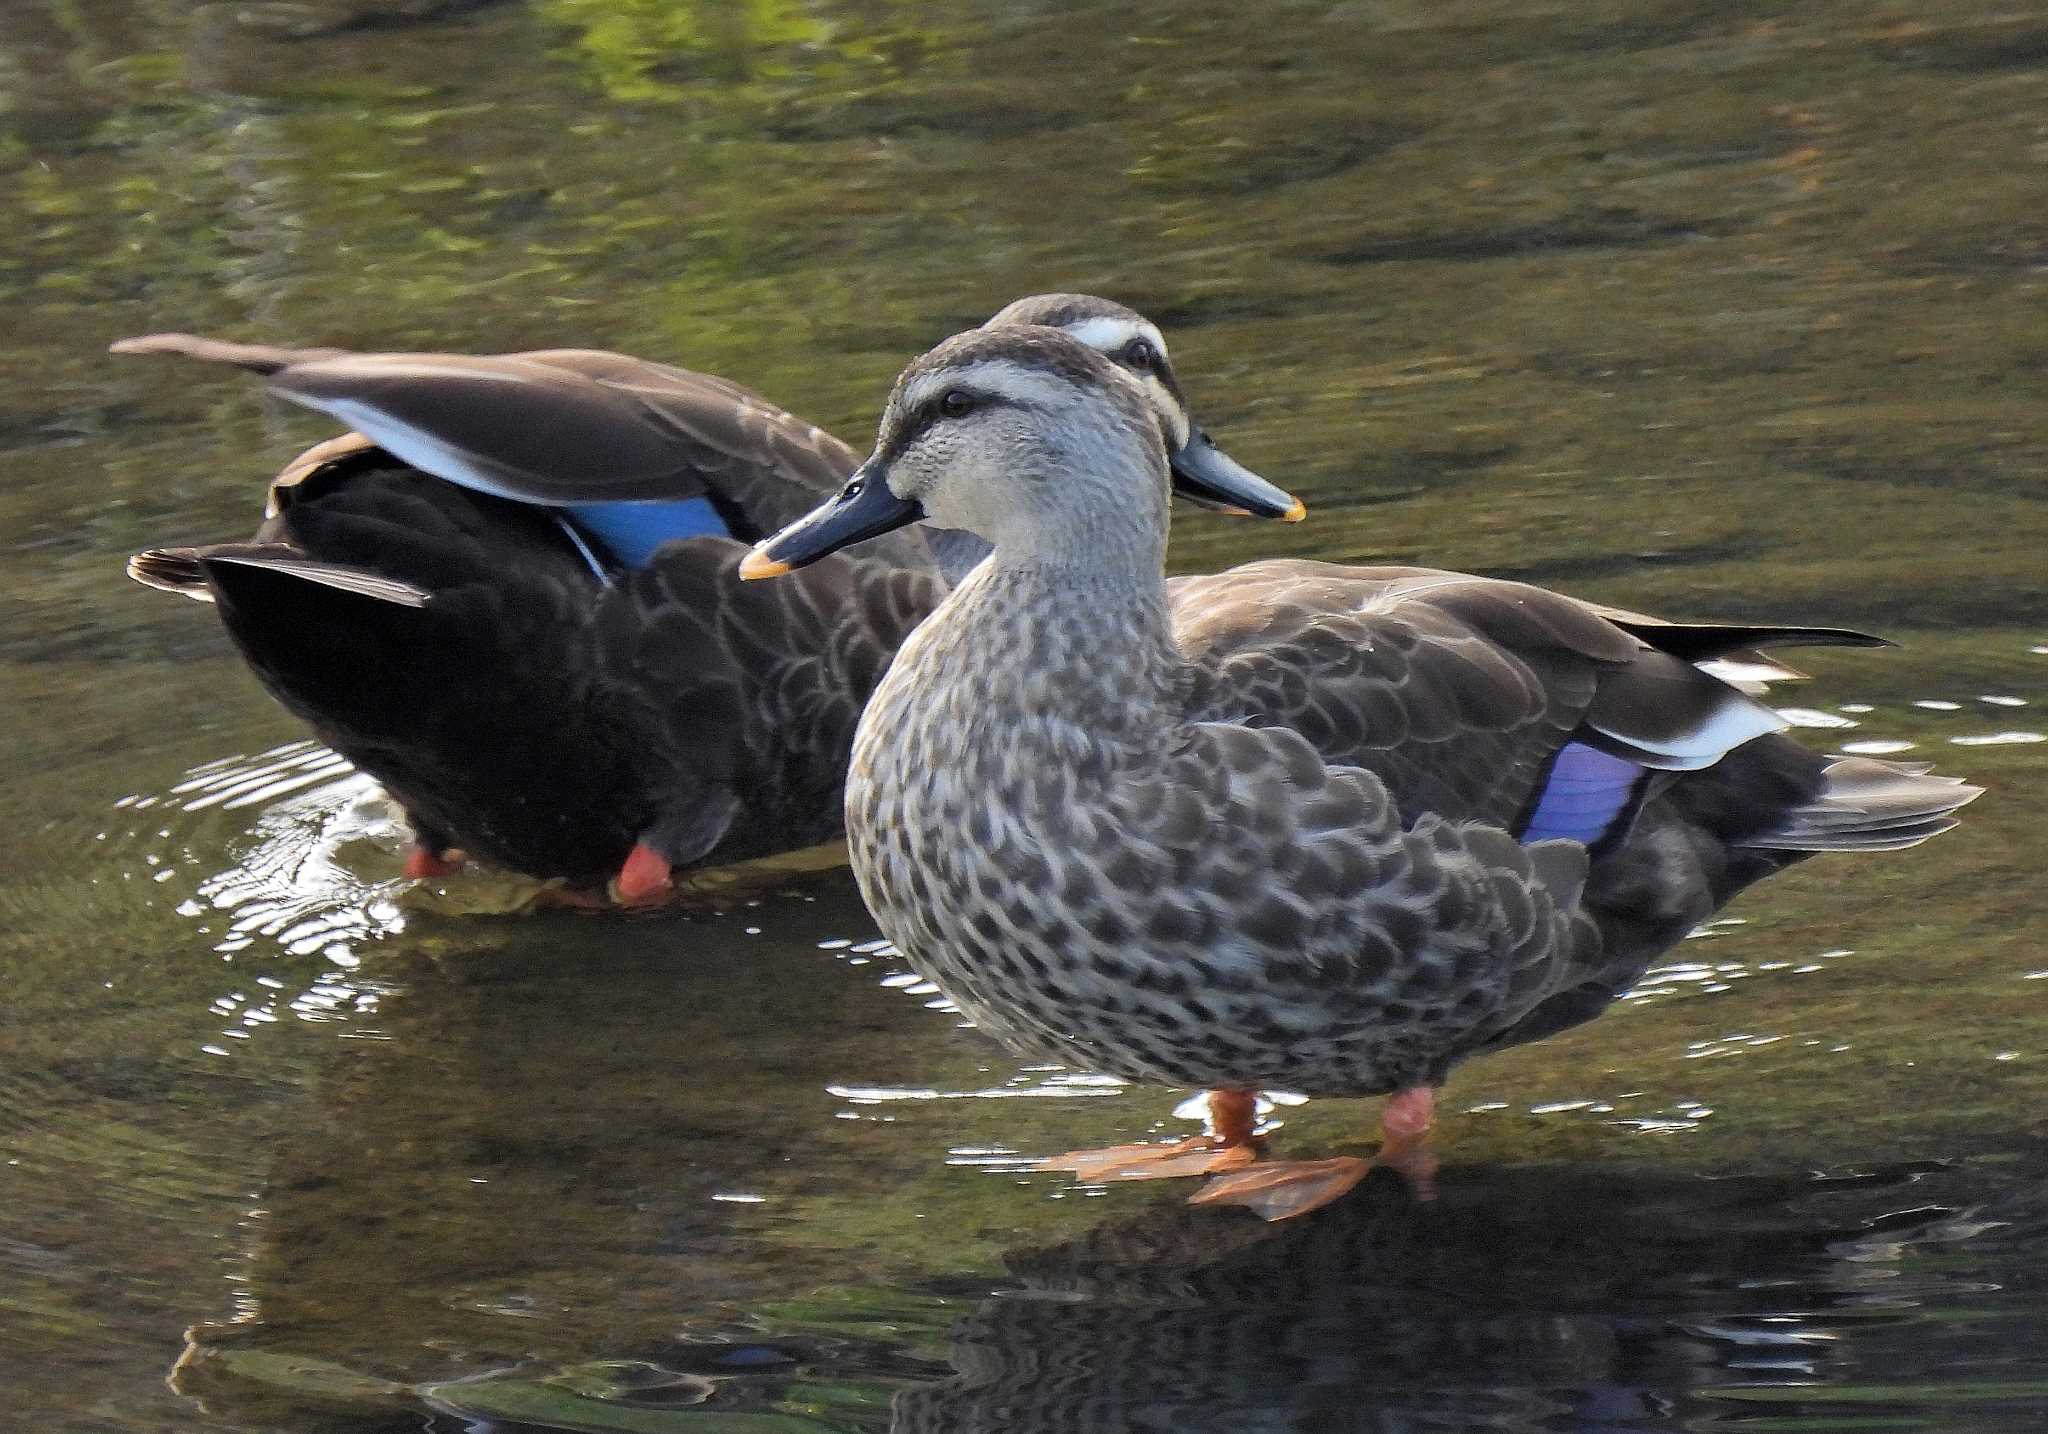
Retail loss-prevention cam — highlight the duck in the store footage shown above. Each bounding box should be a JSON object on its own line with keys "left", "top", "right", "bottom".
{"left": 116, "top": 298, "right": 1292, "bottom": 902}
{"left": 738, "top": 323, "right": 1980, "bottom": 1220}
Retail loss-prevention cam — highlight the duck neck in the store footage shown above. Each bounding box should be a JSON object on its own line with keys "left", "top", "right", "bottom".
{"left": 935, "top": 550, "right": 1182, "bottom": 751}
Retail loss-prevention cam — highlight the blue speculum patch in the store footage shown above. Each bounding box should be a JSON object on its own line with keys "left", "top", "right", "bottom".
{"left": 1521, "top": 741, "right": 1644, "bottom": 847}
{"left": 566, "top": 496, "right": 731, "bottom": 567}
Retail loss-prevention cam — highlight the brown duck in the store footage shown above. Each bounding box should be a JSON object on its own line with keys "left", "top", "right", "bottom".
{"left": 742, "top": 323, "right": 1980, "bottom": 1219}
{"left": 116, "top": 297, "right": 1291, "bottom": 900}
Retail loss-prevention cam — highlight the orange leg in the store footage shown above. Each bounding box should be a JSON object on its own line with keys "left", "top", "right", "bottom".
{"left": 1190, "top": 1085, "right": 1438, "bottom": 1221}
{"left": 1035, "top": 1089, "right": 1263, "bottom": 1182}
{"left": 613, "top": 842, "right": 674, "bottom": 907}
{"left": 1375, "top": 1085, "right": 1441, "bottom": 1199}
{"left": 404, "top": 844, "right": 465, "bottom": 880}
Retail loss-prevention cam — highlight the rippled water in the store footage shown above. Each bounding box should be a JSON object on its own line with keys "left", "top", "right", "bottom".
{"left": 5, "top": 2, "right": 2048, "bottom": 1431}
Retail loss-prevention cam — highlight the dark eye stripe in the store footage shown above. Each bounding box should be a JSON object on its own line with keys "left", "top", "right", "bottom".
{"left": 878, "top": 387, "right": 1025, "bottom": 463}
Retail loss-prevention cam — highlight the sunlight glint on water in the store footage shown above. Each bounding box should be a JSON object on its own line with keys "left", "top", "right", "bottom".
{"left": 116, "top": 743, "right": 412, "bottom": 1058}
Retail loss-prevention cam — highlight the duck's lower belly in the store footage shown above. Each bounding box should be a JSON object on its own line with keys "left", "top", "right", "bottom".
{"left": 969, "top": 976, "right": 1477, "bottom": 1095}
{"left": 870, "top": 898, "right": 1501, "bottom": 1097}
{"left": 848, "top": 778, "right": 1523, "bottom": 1097}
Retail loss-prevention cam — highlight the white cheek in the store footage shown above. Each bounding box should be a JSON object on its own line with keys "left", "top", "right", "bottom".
{"left": 913, "top": 426, "right": 1030, "bottom": 536}
{"left": 1145, "top": 378, "right": 1189, "bottom": 447}
{"left": 936, "top": 454, "right": 1009, "bottom": 534}
{"left": 899, "top": 437, "right": 973, "bottom": 530}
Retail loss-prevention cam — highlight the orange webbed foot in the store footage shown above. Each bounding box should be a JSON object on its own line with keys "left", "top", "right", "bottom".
{"left": 1187, "top": 1085, "right": 1440, "bottom": 1221}
{"left": 1036, "top": 1138, "right": 1261, "bottom": 1183}
{"left": 1376, "top": 1084, "right": 1439, "bottom": 1201}
{"left": 1036, "top": 1089, "right": 1261, "bottom": 1183}
{"left": 1187, "top": 1156, "right": 1374, "bottom": 1221}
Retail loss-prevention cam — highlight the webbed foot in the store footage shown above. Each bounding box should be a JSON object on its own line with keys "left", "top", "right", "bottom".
{"left": 1036, "top": 1137, "right": 1261, "bottom": 1183}
{"left": 1187, "top": 1156, "right": 1375, "bottom": 1221}
{"left": 1188, "top": 1084, "right": 1440, "bottom": 1220}
{"left": 1036, "top": 1089, "right": 1261, "bottom": 1183}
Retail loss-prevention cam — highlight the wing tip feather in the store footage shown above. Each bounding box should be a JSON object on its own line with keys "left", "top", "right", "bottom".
{"left": 110, "top": 332, "right": 299, "bottom": 374}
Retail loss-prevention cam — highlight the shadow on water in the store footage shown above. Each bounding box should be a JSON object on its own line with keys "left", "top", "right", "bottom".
{"left": 14, "top": 700, "right": 2048, "bottom": 1434}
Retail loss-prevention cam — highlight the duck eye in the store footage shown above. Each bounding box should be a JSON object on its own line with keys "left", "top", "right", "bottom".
{"left": 841, "top": 478, "right": 864, "bottom": 500}
{"left": 1120, "top": 339, "right": 1158, "bottom": 372}
{"left": 938, "top": 389, "right": 975, "bottom": 419}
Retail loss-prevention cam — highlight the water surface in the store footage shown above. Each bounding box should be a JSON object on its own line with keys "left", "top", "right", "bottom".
{"left": 4, "top": 3, "right": 2047, "bottom": 1431}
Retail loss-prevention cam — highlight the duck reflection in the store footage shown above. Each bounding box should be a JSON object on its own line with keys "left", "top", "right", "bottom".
{"left": 894, "top": 1161, "right": 1969, "bottom": 1434}
{"left": 157, "top": 864, "right": 2020, "bottom": 1434}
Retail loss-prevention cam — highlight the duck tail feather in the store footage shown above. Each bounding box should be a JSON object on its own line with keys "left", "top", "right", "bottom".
{"left": 1737, "top": 755, "right": 1982, "bottom": 853}
{"left": 173, "top": 544, "right": 431, "bottom": 608}
{"left": 127, "top": 548, "right": 214, "bottom": 601}
{"left": 214, "top": 553, "right": 431, "bottom": 608}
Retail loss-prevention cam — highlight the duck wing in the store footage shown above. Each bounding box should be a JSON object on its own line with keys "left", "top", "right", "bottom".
{"left": 1587, "top": 604, "right": 1888, "bottom": 687}
{"left": 112, "top": 333, "right": 850, "bottom": 515}
{"left": 1172, "top": 559, "right": 1849, "bottom": 849}
{"left": 1168, "top": 559, "right": 1979, "bottom": 1066}
{"left": 111, "top": 333, "right": 956, "bottom": 573}
{"left": 1080, "top": 715, "right": 1600, "bottom": 1085}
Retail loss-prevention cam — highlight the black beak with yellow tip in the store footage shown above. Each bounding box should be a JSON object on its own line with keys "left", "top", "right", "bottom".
{"left": 740, "top": 428, "right": 1306, "bottom": 580}
{"left": 1169, "top": 425, "right": 1306, "bottom": 522}
{"left": 739, "top": 462, "right": 923, "bottom": 579}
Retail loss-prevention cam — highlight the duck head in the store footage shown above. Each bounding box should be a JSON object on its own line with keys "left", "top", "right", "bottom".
{"left": 740, "top": 325, "right": 1305, "bottom": 578}
{"left": 986, "top": 293, "right": 1302, "bottom": 520}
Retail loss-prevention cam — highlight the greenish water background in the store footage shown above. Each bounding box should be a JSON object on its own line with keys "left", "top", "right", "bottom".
{"left": 3, "top": 2, "right": 2046, "bottom": 1430}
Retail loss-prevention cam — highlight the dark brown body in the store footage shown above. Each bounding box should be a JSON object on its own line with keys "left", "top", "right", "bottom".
{"left": 124, "top": 336, "right": 954, "bottom": 883}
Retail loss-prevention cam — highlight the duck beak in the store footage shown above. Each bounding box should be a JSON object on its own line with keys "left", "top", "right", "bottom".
{"left": 1169, "top": 426, "right": 1306, "bottom": 522}
{"left": 739, "top": 461, "right": 924, "bottom": 579}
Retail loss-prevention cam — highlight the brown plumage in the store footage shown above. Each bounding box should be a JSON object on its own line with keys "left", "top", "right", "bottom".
{"left": 745, "top": 323, "right": 1979, "bottom": 1219}
{"left": 114, "top": 298, "right": 1253, "bottom": 893}
{"left": 119, "top": 336, "right": 950, "bottom": 890}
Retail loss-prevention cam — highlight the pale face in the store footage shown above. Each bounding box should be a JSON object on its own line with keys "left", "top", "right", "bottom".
{"left": 873, "top": 348, "right": 1166, "bottom": 552}
{"left": 739, "top": 319, "right": 1297, "bottom": 582}
{"left": 1055, "top": 314, "right": 1189, "bottom": 449}
{"left": 983, "top": 296, "right": 1192, "bottom": 454}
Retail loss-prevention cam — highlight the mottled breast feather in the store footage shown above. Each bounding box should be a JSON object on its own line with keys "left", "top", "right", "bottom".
{"left": 847, "top": 559, "right": 1605, "bottom": 1098}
